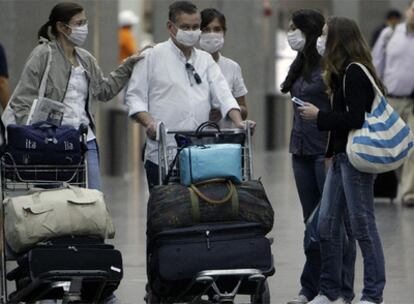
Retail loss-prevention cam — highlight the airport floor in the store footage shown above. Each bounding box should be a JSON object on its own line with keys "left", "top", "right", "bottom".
{"left": 103, "top": 149, "right": 414, "bottom": 304}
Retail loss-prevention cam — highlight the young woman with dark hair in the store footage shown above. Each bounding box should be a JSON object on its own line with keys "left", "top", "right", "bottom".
{"left": 282, "top": 9, "right": 355, "bottom": 304}
{"left": 199, "top": 8, "right": 248, "bottom": 126}
{"left": 4, "top": 2, "right": 143, "bottom": 192}
{"left": 300, "top": 17, "right": 386, "bottom": 304}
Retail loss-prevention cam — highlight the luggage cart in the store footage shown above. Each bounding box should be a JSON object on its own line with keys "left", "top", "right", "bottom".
{"left": 147, "top": 122, "right": 274, "bottom": 304}
{"left": 0, "top": 127, "right": 114, "bottom": 304}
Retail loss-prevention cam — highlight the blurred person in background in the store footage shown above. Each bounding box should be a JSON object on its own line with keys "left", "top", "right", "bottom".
{"left": 199, "top": 8, "right": 248, "bottom": 127}
{"left": 119, "top": 9, "right": 139, "bottom": 62}
{"left": 372, "top": 0, "right": 414, "bottom": 206}
{"left": 0, "top": 42, "right": 10, "bottom": 109}
{"left": 280, "top": 9, "right": 355, "bottom": 304}
{"left": 370, "top": 9, "right": 402, "bottom": 47}
{"left": 300, "top": 17, "right": 386, "bottom": 304}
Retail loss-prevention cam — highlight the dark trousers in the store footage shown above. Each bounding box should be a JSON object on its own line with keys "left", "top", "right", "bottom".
{"left": 145, "top": 160, "right": 159, "bottom": 191}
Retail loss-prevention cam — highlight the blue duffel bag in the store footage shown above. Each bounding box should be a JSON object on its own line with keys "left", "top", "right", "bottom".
{"left": 6, "top": 123, "right": 83, "bottom": 165}
{"left": 3, "top": 123, "right": 85, "bottom": 181}
{"left": 179, "top": 143, "right": 242, "bottom": 186}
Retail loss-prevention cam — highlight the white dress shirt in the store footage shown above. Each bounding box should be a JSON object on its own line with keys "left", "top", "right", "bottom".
{"left": 126, "top": 39, "right": 240, "bottom": 164}
{"left": 372, "top": 23, "right": 414, "bottom": 96}
{"left": 62, "top": 64, "right": 95, "bottom": 141}
{"left": 214, "top": 54, "right": 248, "bottom": 128}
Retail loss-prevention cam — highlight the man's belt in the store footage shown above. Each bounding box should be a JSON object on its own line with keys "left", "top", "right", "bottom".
{"left": 387, "top": 94, "right": 414, "bottom": 100}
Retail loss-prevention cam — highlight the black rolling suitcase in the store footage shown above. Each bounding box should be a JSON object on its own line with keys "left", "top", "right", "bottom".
{"left": 6, "top": 237, "right": 123, "bottom": 303}
{"left": 374, "top": 171, "right": 398, "bottom": 202}
{"left": 147, "top": 222, "right": 274, "bottom": 300}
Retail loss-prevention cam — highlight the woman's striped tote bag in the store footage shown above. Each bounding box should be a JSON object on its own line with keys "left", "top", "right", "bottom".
{"left": 345, "top": 63, "right": 414, "bottom": 174}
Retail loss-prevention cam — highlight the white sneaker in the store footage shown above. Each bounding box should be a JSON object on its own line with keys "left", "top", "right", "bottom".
{"left": 357, "top": 301, "right": 384, "bottom": 304}
{"left": 308, "top": 295, "right": 350, "bottom": 304}
{"left": 287, "top": 294, "right": 309, "bottom": 304}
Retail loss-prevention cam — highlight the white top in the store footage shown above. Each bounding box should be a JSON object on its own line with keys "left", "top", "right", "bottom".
{"left": 215, "top": 54, "right": 248, "bottom": 128}
{"left": 372, "top": 23, "right": 414, "bottom": 96}
{"left": 217, "top": 54, "right": 248, "bottom": 98}
{"left": 126, "top": 39, "right": 240, "bottom": 164}
{"left": 62, "top": 64, "right": 95, "bottom": 141}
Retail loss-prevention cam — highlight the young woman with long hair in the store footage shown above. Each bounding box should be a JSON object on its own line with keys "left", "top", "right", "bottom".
{"left": 281, "top": 10, "right": 355, "bottom": 304}
{"left": 299, "top": 17, "right": 386, "bottom": 304}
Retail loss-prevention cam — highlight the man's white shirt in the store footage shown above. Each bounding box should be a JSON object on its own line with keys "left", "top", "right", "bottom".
{"left": 126, "top": 39, "right": 239, "bottom": 164}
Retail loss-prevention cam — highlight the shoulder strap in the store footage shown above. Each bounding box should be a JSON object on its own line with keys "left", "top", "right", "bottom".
{"left": 343, "top": 62, "right": 383, "bottom": 98}
{"left": 38, "top": 44, "right": 52, "bottom": 98}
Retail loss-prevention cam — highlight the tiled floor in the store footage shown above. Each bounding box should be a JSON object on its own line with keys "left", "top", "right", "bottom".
{"left": 97, "top": 150, "right": 414, "bottom": 303}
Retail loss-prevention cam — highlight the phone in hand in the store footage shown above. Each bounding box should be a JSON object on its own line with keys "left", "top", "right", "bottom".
{"left": 292, "top": 97, "right": 305, "bottom": 107}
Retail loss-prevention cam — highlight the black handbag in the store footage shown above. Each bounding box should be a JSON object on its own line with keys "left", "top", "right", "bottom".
{"left": 174, "top": 121, "right": 245, "bottom": 148}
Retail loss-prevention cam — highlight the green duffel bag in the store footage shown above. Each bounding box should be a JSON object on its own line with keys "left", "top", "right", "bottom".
{"left": 147, "top": 179, "right": 274, "bottom": 237}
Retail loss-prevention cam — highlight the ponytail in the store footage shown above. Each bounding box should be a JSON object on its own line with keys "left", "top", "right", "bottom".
{"left": 38, "top": 21, "right": 51, "bottom": 41}
{"left": 37, "top": 3, "right": 84, "bottom": 41}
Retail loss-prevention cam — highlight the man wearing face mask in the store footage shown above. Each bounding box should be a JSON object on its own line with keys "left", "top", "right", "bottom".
{"left": 199, "top": 8, "right": 248, "bottom": 127}
{"left": 126, "top": 1, "right": 252, "bottom": 190}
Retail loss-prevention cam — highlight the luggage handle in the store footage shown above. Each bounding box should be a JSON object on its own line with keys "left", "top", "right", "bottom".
{"left": 190, "top": 178, "right": 235, "bottom": 204}
{"left": 195, "top": 121, "right": 221, "bottom": 138}
{"left": 28, "top": 183, "right": 89, "bottom": 197}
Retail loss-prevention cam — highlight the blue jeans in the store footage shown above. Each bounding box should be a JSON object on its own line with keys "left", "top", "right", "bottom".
{"left": 87, "top": 140, "right": 102, "bottom": 190}
{"left": 292, "top": 154, "right": 325, "bottom": 300}
{"left": 292, "top": 155, "right": 355, "bottom": 301}
{"left": 318, "top": 153, "right": 385, "bottom": 303}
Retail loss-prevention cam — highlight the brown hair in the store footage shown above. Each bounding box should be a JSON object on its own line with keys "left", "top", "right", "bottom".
{"left": 322, "top": 17, "right": 385, "bottom": 95}
{"left": 38, "top": 2, "right": 84, "bottom": 41}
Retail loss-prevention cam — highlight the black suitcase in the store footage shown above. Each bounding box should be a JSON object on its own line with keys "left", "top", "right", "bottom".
{"left": 147, "top": 222, "right": 274, "bottom": 299}
{"left": 7, "top": 237, "right": 123, "bottom": 303}
{"left": 374, "top": 171, "right": 398, "bottom": 202}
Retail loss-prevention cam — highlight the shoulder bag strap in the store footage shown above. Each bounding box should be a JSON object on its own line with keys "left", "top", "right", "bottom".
{"left": 343, "top": 62, "right": 383, "bottom": 97}
{"left": 342, "top": 62, "right": 383, "bottom": 114}
{"left": 38, "top": 44, "right": 52, "bottom": 98}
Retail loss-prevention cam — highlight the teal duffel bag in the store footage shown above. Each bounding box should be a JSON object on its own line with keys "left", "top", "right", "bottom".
{"left": 179, "top": 143, "right": 242, "bottom": 186}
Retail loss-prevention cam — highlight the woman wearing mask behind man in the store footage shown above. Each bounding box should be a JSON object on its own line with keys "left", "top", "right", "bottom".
{"left": 3, "top": 2, "right": 143, "bottom": 192}
{"left": 281, "top": 9, "right": 355, "bottom": 304}
{"left": 300, "top": 17, "right": 386, "bottom": 304}
{"left": 199, "top": 8, "right": 248, "bottom": 127}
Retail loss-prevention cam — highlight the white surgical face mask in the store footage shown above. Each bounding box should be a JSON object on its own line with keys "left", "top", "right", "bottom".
{"left": 316, "top": 35, "right": 327, "bottom": 56}
{"left": 287, "top": 29, "right": 306, "bottom": 51}
{"left": 199, "top": 32, "right": 224, "bottom": 54}
{"left": 65, "top": 23, "right": 88, "bottom": 46}
{"left": 173, "top": 24, "right": 201, "bottom": 47}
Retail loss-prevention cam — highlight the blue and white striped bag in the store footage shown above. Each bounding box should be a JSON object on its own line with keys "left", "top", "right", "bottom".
{"left": 345, "top": 63, "right": 414, "bottom": 174}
